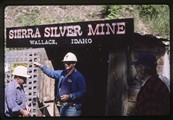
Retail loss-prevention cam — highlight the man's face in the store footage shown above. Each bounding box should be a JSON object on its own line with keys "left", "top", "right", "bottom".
{"left": 134, "top": 64, "right": 145, "bottom": 81}
{"left": 63, "top": 61, "right": 76, "bottom": 70}
{"left": 18, "top": 76, "right": 27, "bottom": 84}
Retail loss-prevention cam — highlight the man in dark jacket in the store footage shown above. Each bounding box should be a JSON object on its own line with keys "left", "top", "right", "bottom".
{"left": 34, "top": 52, "right": 87, "bottom": 116}
{"left": 131, "top": 52, "right": 170, "bottom": 115}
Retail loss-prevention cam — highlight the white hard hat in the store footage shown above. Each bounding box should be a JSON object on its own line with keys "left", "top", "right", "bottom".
{"left": 12, "top": 66, "right": 30, "bottom": 78}
{"left": 62, "top": 52, "right": 77, "bottom": 62}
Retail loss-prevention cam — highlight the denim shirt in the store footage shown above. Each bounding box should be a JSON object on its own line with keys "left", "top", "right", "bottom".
{"left": 5, "top": 79, "right": 27, "bottom": 117}
{"left": 41, "top": 66, "right": 87, "bottom": 106}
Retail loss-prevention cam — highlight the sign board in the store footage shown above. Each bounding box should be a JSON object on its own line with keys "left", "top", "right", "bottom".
{"left": 6, "top": 18, "right": 134, "bottom": 47}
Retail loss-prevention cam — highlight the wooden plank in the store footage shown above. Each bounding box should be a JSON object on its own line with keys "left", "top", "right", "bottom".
{"left": 106, "top": 48, "right": 128, "bottom": 116}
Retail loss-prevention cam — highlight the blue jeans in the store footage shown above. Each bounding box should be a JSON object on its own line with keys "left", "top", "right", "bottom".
{"left": 60, "top": 105, "right": 81, "bottom": 116}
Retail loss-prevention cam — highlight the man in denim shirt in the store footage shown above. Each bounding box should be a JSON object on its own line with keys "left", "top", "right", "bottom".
{"left": 34, "top": 52, "right": 87, "bottom": 116}
{"left": 5, "top": 66, "right": 31, "bottom": 117}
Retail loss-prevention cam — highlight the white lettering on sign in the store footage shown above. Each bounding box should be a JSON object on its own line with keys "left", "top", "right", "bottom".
{"left": 71, "top": 38, "right": 92, "bottom": 44}
{"left": 117, "top": 22, "right": 125, "bottom": 34}
{"left": 87, "top": 22, "right": 125, "bottom": 36}
{"left": 87, "top": 23, "right": 105, "bottom": 35}
{"left": 105, "top": 23, "right": 116, "bottom": 35}
{"left": 44, "top": 25, "right": 83, "bottom": 37}
{"left": 8, "top": 21, "right": 127, "bottom": 42}
{"left": 29, "top": 39, "right": 57, "bottom": 45}
{"left": 9, "top": 28, "right": 41, "bottom": 39}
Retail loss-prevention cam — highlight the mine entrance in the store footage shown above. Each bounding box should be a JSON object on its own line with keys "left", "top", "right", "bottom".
{"left": 6, "top": 18, "right": 136, "bottom": 116}
{"left": 44, "top": 39, "right": 131, "bottom": 116}
{"left": 45, "top": 47, "right": 109, "bottom": 115}
{"left": 6, "top": 17, "right": 168, "bottom": 116}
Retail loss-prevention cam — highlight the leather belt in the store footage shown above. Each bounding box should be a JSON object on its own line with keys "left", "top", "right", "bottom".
{"left": 56, "top": 101, "right": 76, "bottom": 107}
{"left": 62, "top": 102, "right": 76, "bottom": 107}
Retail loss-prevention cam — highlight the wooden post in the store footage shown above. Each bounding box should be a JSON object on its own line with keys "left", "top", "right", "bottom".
{"left": 106, "top": 48, "right": 128, "bottom": 116}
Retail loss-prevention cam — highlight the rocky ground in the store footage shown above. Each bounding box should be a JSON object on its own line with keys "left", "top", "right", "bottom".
{"left": 4, "top": 5, "right": 104, "bottom": 28}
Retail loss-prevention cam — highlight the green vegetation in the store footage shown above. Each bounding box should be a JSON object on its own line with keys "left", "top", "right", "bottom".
{"left": 102, "top": 5, "right": 170, "bottom": 39}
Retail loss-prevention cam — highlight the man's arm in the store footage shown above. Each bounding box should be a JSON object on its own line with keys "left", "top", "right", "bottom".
{"left": 33, "top": 62, "right": 62, "bottom": 79}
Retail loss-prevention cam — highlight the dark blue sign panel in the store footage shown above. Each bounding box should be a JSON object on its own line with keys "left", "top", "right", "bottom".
{"left": 6, "top": 18, "right": 134, "bottom": 47}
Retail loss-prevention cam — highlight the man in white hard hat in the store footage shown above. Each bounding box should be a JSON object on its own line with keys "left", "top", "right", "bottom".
{"left": 5, "top": 66, "right": 31, "bottom": 117}
{"left": 33, "top": 52, "right": 87, "bottom": 117}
